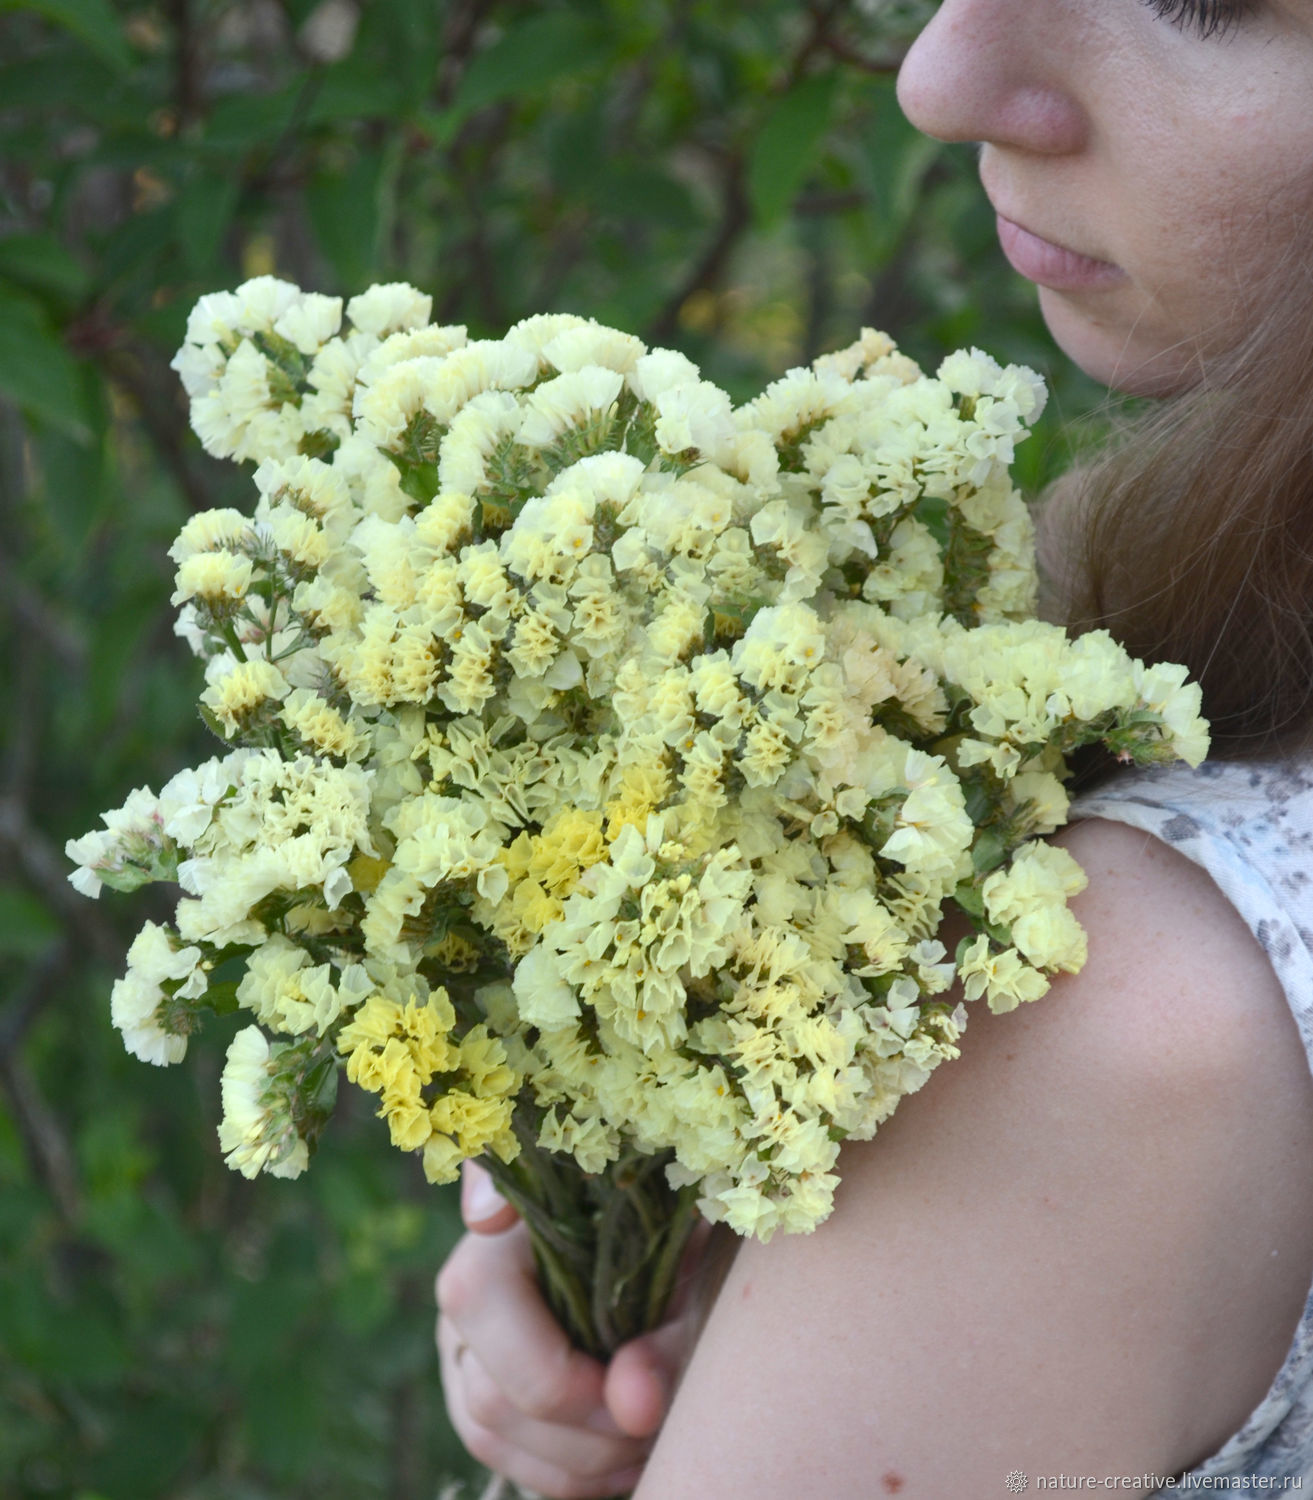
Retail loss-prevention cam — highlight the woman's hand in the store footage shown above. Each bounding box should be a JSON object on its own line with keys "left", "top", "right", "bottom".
{"left": 435, "top": 1162, "right": 700, "bottom": 1500}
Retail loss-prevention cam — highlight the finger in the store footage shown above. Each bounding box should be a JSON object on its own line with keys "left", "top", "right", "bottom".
{"left": 461, "top": 1159, "right": 519, "bottom": 1234}
{"left": 603, "top": 1340, "right": 668, "bottom": 1439}
{"left": 461, "top": 1344, "right": 652, "bottom": 1475}
{"left": 436, "top": 1222, "right": 622, "bottom": 1430}
{"left": 603, "top": 1313, "right": 697, "bottom": 1438}
{"left": 439, "top": 1318, "right": 648, "bottom": 1500}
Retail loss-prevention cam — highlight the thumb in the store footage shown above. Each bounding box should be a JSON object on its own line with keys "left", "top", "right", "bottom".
{"left": 602, "top": 1317, "right": 691, "bottom": 1439}
{"left": 460, "top": 1160, "right": 520, "bottom": 1235}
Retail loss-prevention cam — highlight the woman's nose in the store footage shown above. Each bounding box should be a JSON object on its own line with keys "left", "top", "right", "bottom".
{"left": 896, "top": 0, "right": 1089, "bottom": 157}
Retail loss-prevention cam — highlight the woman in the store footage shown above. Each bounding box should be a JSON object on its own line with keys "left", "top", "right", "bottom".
{"left": 435, "top": 1, "right": 1313, "bottom": 1492}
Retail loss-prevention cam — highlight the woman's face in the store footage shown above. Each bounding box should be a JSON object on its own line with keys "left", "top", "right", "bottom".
{"left": 896, "top": 0, "right": 1313, "bottom": 394}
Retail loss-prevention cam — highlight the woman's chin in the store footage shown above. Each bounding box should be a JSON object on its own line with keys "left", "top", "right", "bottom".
{"left": 1037, "top": 288, "right": 1201, "bottom": 399}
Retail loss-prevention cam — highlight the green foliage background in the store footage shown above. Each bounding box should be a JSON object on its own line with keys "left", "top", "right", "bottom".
{"left": 0, "top": 2, "right": 1102, "bottom": 1495}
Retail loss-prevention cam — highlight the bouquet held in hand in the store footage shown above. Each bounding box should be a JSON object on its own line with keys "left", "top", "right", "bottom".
{"left": 68, "top": 277, "right": 1207, "bottom": 1358}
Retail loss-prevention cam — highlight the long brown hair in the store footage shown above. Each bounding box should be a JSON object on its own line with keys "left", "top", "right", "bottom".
{"left": 1056, "top": 268, "right": 1313, "bottom": 760}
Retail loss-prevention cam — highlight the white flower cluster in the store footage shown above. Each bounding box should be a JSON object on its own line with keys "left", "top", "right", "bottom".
{"left": 69, "top": 278, "right": 1208, "bottom": 1237}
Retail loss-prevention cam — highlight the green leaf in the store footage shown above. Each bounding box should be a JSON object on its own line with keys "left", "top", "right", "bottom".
{"left": 544, "top": 98, "right": 608, "bottom": 197}
{"left": 971, "top": 829, "right": 1008, "bottom": 875}
{"left": 244, "top": 1368, "right": 325, "bottom": 1480}
{"left": 370, "top": 0, "right": 440, "bottom": 113}
{"left": 0, "top": 888, "right": 61, "bottom": 959}
{"left": 92, "top": 1394, "right": 202, "bottom": 1497}
{"left": 591, "top": 165, "right": 702, "bottom": 232}
{"left": 0, "top": 51, "right": 109, "bottom": 114}
{"left": 329, "top": 1266, "right": 394, "bottom": 1333}
{"left": 0, "top": 234, "right": 91, "bottom": 301}
{"left": 449, "top": 12, "right": 610, "bottom": 121}
{"left": 33, "top": 401, "right": 111, "bottom": 548}
{"left": 953, "top": 882, "right": 985, "bottom": 920}
{"left": 225, "top": 1272, "right": 318, "bottom": 1376}
{"left": 173, "top": 172, "right": 241, "bottom": 274}
{"left": 201, "top": 84, "right": 304, "bottom": 153}
{"left": 306, "top": 145, "right": 400, "bottom": 290}
{"left": 746, "top": 72, "right": 840, "bottom": 227}
{"left": 96, "top": 202, "right": 173, "bottom": 289}
{"left": 2, "top": 0, "right": 132, "bottom": 71}
{"left": 306, "top": 63, "right": 407, "bottom": 125}
{"left": 0, "top": 281, "right": 92, "bottom": 439}
{"left": 8, "top": 1293, "right": 129, "bottom": 1381}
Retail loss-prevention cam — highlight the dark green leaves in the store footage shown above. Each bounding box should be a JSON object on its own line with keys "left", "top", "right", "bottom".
{"left": 448, "top": 11, "right": 612, "bottom": 123}
{"left": 747, "top": 72, "right": 840, "bottom": 227}
{"left": 0, "top": 281, "right": 92, "bottom": 438}
{"left": 3, "top": 0, "right": 132, "bottom": 71}
{"left": 0, "top": 234, "right": 92, "bottom": 302}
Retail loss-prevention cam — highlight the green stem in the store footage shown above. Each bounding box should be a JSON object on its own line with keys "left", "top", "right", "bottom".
{"left": 481, "top": 1157, "right": 605, "bottom": 1358}
{"left": 590, "top": 1175, "right": 631, "bottom": 1353}
{"left": 221, "top": 621, "right": 249, "bottom": 663}
{"left": 643, "top": 1183, "right": 699, "bottom": 1330}
{"left": 478, "top": 1135, "right": 702, "bottom": 1361}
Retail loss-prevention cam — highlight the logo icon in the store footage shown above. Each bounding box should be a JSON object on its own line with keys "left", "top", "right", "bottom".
{"left": 1005, "top": 1473, "right": 1029, "bottom": 1495}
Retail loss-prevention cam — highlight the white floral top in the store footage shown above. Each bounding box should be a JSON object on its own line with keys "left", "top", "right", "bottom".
{"left": 1078, "top": 758, "right": 1313, "bottom": 1488}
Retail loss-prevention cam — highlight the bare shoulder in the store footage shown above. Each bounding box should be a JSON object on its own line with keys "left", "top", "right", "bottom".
{"left": 637, "top": 818, "right": 1313, "bottom": 1498}
{"left": 1025, "top": 814, "right": 1305, "bottom": 1091}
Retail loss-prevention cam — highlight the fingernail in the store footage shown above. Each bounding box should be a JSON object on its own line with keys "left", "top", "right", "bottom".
{"left": 462, "top": 1163, "right": 507, "bottom": 1224}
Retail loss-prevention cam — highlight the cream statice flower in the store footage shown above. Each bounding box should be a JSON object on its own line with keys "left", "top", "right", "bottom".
{"left": 111, "top": 921, "right": 207, "bottom": 1065}
{"left": 66, "top": 787, "right": 179, "bottom": 897}
{"left": 174, "top": 751, "right": 377, "bottom": 944}
{"left": 217, "top": 1026, "right": 312, "bottom": 1179}
{"left": 75, "top": 279, "right": 1209, "bottom": 1319}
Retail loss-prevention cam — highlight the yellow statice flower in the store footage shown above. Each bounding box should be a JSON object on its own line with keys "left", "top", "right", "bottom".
{"left": 982, "top": 841, "right": 1089, "bottom": 973}
{"left": 338, "top": 994, "right": 518, "bottom": 1182}
{"left": 604, "top": 759, "right": 672, "bottom": 841}
{"left": 236, "top": 933, "right": 372, "bottom": 1037}
{"left": 339, "top": 991, "right": 459, "bottom": 1138}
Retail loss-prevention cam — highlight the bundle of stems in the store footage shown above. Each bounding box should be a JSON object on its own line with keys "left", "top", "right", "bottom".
{"left": 484, "top": 1116, "right": 701, "bottom": 1361}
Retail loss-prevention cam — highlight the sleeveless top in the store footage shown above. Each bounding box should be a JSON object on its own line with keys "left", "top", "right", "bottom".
{"left": 1076, "top": 757, "right": 1313, "bottom": 1487}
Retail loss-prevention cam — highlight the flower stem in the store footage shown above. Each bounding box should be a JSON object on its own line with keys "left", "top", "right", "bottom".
{"left": 480, "top": 1133, "right": 701, "bottom": 1363}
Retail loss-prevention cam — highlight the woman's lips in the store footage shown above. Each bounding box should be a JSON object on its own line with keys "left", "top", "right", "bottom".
{"left": 995, "top": 213, "right": 1125, "bottom": 292}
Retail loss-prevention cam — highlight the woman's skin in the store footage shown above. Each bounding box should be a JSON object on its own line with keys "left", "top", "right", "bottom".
{"left": 435, "top": 3, "right": 1313, "bottom": 1493}
{"left": 902, "top": 0, "right": 1313, "bottom": 396}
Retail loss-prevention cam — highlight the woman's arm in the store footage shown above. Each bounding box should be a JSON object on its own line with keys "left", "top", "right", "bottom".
{"left": 635, "top": 818, "right": 1313, "bottom": 1497}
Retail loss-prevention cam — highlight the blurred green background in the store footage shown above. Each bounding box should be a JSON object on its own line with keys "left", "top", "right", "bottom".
{"left": 0, "top": 2, "right": 1101, "bottom": 1496}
